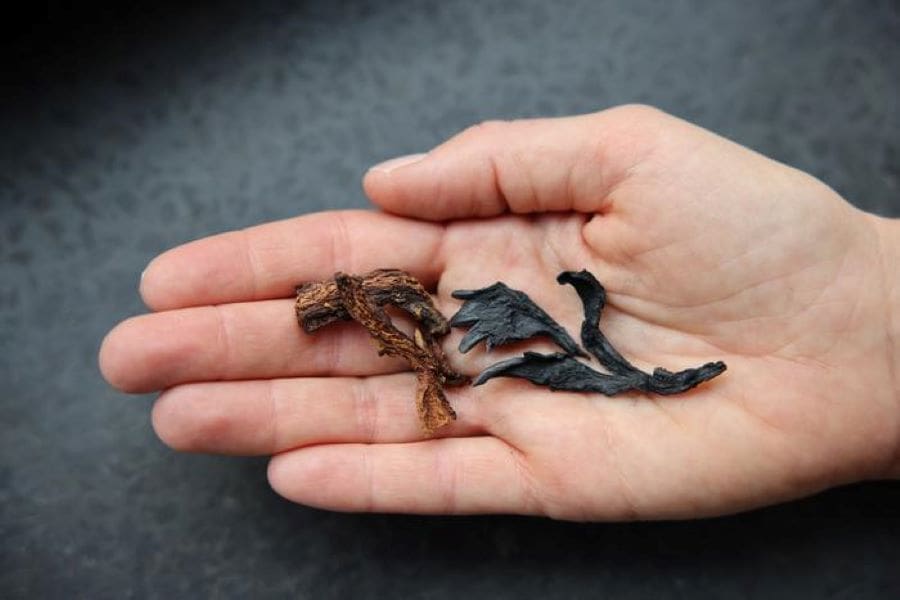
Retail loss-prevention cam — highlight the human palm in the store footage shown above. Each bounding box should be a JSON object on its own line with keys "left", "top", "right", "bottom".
{"left": 100, "top": 106, "right": 898, "bottom": 519}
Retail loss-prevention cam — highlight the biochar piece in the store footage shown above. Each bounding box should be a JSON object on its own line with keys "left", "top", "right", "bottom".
{"left": 556, "top": 270, "right": 637, "bottom": 376}
{"left": 461, "top": 269, "right": 727, "bottom": 396}
{"left": 474, "top": 351, "right": 641, "bottom": 395}
{"left": 476, "top": 351, "right": 725, "bottom": 396}
{"left": 641, "top": 363, "right": 728, "bottom": 395}
{"left": 296, "top": 269, "right": 467, "bottom": 433}
{"left": 556, "top": 269, "right": 726, "bottom": 395}
{"left": 450, "top": 282, "right": 585, "bottom": 356}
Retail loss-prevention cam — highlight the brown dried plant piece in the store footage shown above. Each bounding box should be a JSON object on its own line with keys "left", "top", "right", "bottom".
{"left": 295, "top": 269, "right": 467, "bottom": 434}
{"left": 296, "top": 268, "right": 449, "bottom": 337}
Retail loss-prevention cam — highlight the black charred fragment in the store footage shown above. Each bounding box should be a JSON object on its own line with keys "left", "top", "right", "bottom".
{"left": 474, "top": 352, "right": 642, "bottom": 394}
{"left": 556, "top": 269, "right": 726, "bottom": 394}
{"left": 455, "top": 270, "right": 727, "bottom": 396}
{"left": 450, "top": 282, "right": 585, "bottom": 356}
{"left": 556, "top": 270, "right": 637, "bottom": 376}
{"left": 640, "top": 363, "right": 728, "bottom": 395}
{"left": 475, "top": 351, "right": 725, "bottom": 396}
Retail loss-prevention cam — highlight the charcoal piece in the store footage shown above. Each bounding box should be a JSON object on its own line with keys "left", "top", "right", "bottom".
{"left": 644, "top": 362, "right": 728, "bottom": 395}
{"left": 471, "top": 269, "right": 727, "bottom": 396}
{"left": 450, "top": 282, "right": 585, "bottom": 356}
{"left": 556, "top": 270, "right": 637, "bottom": 376}
{"left": 475, "top": 351, "right": 726, "bottom": 396}
{"left": 557, "top": 268, "right": 727, "bottom": 395}
{"left": 474, "top": 351, "right": 642, "bottom": 395}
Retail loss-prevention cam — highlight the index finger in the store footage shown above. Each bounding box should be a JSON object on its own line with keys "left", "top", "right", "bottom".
{"left": 140, "top": 210, "right": 446, "bottom": 311}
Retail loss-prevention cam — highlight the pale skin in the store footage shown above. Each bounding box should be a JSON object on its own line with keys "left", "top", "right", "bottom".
{"left": 99, "top": 105, "right": 900, "bottom": 520}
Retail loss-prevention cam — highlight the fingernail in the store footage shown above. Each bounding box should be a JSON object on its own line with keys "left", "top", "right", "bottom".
{"left": 139, "top": 266, "right": 148, "bottom": 297}
{"left": 368, "top": 153, "right": 426, "bottom": 174}
{"left": 139, "top": 258, "right": 154, "bottom": 294}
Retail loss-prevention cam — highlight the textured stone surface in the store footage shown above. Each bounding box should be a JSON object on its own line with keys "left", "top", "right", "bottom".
{"left": 2, "top": 1, "right": 899, "bottom": 598}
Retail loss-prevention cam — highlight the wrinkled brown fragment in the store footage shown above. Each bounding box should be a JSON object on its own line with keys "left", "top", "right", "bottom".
{"left": 415, "top": 376, "right": 458, "bottom": 435}
{"left": 296, "top": 269, "right": 448, "bottom": 337}
{"left": 295, "top": 269, "right": 466, "bottom": 434}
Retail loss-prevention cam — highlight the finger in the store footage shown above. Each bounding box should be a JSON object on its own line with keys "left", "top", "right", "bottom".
{"left": 140, "top": 210, "right": 445, "bottom": 311}
{"left": 267, "top": 437, "right": 542, "bottom": 515}
{"left": 99, "top": 299, "right": 417, "bottom": 393}
{"left": 151, "top": 374, "right": 486, "bottom": 455}
{"left": 363, "top": 104, "right": 667, "bottom": 221}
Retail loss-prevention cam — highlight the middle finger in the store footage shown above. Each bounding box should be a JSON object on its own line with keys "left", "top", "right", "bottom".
{"left": 152, "top": 373, "right": 488, "bottom": 455}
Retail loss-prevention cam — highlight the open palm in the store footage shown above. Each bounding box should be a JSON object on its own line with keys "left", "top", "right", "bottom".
{"left": 100, "top": 105, "right": 899, "bottom": 519}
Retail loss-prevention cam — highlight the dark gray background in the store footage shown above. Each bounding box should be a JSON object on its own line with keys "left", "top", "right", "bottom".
{"left": 2, "top": 1, "right": 899, "bottom": 598}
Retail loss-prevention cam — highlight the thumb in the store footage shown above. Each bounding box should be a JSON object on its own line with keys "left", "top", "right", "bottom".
{"left": 363, "top": 105, "right": 665, "bottom": 221}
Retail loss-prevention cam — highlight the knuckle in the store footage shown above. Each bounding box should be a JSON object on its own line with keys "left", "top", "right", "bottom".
{"left": 435, "top": 442, "right": 462, "bottom": 512}
{"left": 327, "top": 211, "right": 353, "bottom": 274}
{"left": 506, "top": 446, "right": 544, "bottom": 515}
{"left": 607, "top": 103, "right": 666, "bottom": 122}
{"left": 460, "top": 119, "right": 509, "bottom": 141}
{"left": 323, "top": 324, "right": 346, "bottom": 374}
{"left": 594, "top": 104, "right": 670, "bottom": 144}
{"left": 352, "top": 378, "right": 380, "bottom": 442}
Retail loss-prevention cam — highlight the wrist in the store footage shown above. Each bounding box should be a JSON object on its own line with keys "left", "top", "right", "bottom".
{"left": 873, "top": 215, "right": 900, "bottom": 477}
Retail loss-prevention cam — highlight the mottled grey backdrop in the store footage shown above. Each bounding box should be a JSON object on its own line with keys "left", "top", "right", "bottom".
{"left": 2, "top": 1, "right": 899, "bottom": 598}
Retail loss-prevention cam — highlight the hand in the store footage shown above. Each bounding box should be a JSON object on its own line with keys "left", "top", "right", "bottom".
{"left": 100, "top": 105, "right": 900, "bottom": 520}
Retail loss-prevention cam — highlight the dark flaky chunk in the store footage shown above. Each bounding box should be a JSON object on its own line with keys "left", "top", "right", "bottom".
{"left": 450, "top": 282, "right": 584, "bottom": 356}
{"left": 459, "top": 269, "right": 726, "bottom": 396}
{"left": 556, "top": 270, "right": 637, "bottom": 376}
{"left": 475, "top": 351, "right": 725, "bottom": 396}
{"left": 556, "top": 269, "right": 726, "bottom": 395}
{"left": 474, "top": 351, "right": 641, "bottom": 394}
